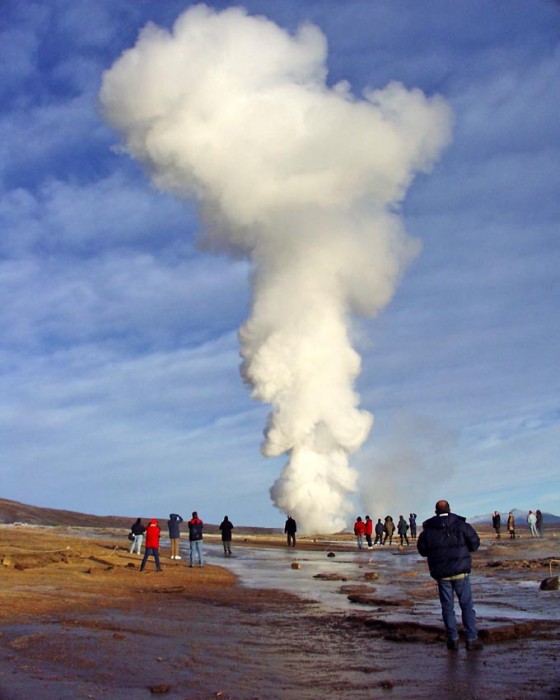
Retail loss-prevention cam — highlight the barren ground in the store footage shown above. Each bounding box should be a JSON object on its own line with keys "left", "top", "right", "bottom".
{"left": 0, "top": 525, "right": 559, "bottom": 699}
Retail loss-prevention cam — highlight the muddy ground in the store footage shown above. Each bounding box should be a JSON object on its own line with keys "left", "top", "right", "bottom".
{"left": 0, "top": 525, "right": 558, "bottom": 699}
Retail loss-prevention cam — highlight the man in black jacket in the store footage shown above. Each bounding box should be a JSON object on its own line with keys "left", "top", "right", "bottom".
{"left": 417, "top": 500, "right": 483, "bottom": 651}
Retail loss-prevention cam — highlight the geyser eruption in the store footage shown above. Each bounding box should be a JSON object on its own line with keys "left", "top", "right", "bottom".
{"left": 100, "top": 5, "right": 452, "bottom": 533}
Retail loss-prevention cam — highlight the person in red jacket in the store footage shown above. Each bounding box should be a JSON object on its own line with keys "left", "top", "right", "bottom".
{"left": 140, "top": 518, "right": 162, "bottom": 572}
{"left": 364, "top": 515, "right": 373, "bottom": 549}
{"left": 354, "top": 516, "right": 366, "bottom": 549}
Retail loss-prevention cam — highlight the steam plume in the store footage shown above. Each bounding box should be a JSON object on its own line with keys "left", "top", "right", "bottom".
{"left": 100, "top": 5, "right": 452, "bottom": 533}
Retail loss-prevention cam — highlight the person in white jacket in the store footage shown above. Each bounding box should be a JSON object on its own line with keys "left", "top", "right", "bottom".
{"left": 527, "top": 510, "right": 538, "bottom": 537}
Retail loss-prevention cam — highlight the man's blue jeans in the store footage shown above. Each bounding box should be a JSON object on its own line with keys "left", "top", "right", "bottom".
{"left": 190, "top": 539, "right": 203, "bottom": 567}
{"left": 437, "top": 575, "right": 478, "bottom": 642}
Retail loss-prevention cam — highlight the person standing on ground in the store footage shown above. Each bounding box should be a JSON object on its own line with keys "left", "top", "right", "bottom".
{"left": 409, "top": 513, "right": 417, "bottom": 541}
{"left": 397, "top": 515, "right": 410, "bottom": 546}
{"left": 527, "top": 510, "right": 538, "bottom": 537}
{"left": 535, "top": 510, "right": 543, "bottom": 537}
{"left": 417, "top": 500, "right": 482, "bottom": 651}
{"left": 167, "top": 513, "right": 184, "bottom": 560}
{"left": 374, "top": 518, "right": 384, "bottom": 545}
{"left": 492, "top": 511, "right": 501, "bottom": 538}
{"left": 507, "top": 512, "right": 516, "bottom": 539}
{"left": 383, "top": 515, "right": 395, "bottom": 545}
{"left": 354, "top": 516, "right": 365, "bottom": 549}
{"left": 364, "top": 515, "right": 373, "bottom": 549}
{"left": 188, "top": 511, "right": 204, "bottom": 567}
{"left": 284, "top": 516, "right": 297, "bottom": 547}
{"left": 219, "top": 515, "right": 234, "bottom": 556}
{"left": 140, "top": 518, "right": 162, "bottom": 572}
{"left": 129, "top": 517, "right": 145, "bottom": 555}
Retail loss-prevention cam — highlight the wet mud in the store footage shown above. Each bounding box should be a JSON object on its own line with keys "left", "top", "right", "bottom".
{"left": 0, "top": 526, "right": 559, "bottom": 699}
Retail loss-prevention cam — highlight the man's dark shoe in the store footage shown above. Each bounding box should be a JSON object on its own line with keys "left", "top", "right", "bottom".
{"left": 466, "top": 638, "right": 484, "bottom": 651}
{"left": 446, "top": 639, "right": 459, "bottom": 651}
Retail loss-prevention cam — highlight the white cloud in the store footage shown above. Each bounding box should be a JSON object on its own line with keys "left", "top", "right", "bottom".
{"left": 0, "top": 0, "right": 558, "bottom": 526}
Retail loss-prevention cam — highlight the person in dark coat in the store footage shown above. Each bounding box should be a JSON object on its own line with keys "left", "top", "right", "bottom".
{"left": 219, "top": 515, "right": 234, "bottom": 556}
{"left": 492, "top": 511, "right": 501, "bottom": 538}
{"left": 167, "top": 513, "right": 184, "bottom": 559}
{"left": 374, "top": 519, "right": 384, "bottom": 545}
{"left": 397, "top": 515, "right": 409, "bottom": 546}
{"left": 409, "top": 513, "right": 417, "bottom": 540}
{"left": 284, "top": 516, "right": 297, "bottom": 547}
{"left": 129, "top": 517, "right": 146, "bottom": 555}
{"left": 417, "top": 500, "right": 482, "bottom": 651}
{"left": 188, "top": 511, "right": 204, "bottom": 567}
{"left": 535, "top": 509, "right": 543, "bottom": 537}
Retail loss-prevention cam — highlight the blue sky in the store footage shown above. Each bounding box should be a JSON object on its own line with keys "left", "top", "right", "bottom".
{"left": 1, "top": 0, "right": 558, "bottom": 529}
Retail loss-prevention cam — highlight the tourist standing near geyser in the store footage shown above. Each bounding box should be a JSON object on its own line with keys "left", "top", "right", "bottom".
{"left": 100, "top": 5, "right": 452, "bottom": 534}
{"left": 417, "top": 500, "right": 483, "bottom": 651}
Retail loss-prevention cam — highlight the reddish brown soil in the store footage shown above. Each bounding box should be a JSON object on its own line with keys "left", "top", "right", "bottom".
{"left": 0, "top": 526, "right": 559, "bottom": 699}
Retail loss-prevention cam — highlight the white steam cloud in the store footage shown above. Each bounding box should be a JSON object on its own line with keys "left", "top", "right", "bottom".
{"left": 100, "top": 5, "right": 452, "bottom": 533}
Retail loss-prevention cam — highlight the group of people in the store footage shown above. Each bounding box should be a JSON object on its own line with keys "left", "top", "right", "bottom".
{"left": 292, "top": 501, "right": 484, "bottom": 652}
{"left": 129, "top": 512, "right": 235, "bottom": 571}
{"left": 492, "top": 509, "right": 544, "bottom": 539}
{"left": 353, "top": 513, "right": 418, "bottom": 549}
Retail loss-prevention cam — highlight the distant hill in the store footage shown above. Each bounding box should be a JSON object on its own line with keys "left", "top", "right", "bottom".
{"left": 470, "top": 508, "right": 560, "bottom": 525}
{"left": 0, "top": 498, "right": 136, "bottom": 529}
{"left": 0, "top": 497, "right": 278, "bottom": 535}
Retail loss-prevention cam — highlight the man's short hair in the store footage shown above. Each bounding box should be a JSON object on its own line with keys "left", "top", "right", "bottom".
{"left": 435, "top": 500, "right": 450, "bottom": 515}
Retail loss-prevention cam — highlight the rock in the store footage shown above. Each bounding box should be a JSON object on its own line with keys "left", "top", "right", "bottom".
{"left": 340, "top": 584, "right": 375, "bottom": 595}
{"left": 313, "top": 573, "right": 348, "bottom": 581}
{"left": 149, "top": 684, "right": 170, "bottom": 694}
{"left": 539, "top": 576, "right": 560, "bottom": 591}
{"left": 327, "top": 552, "right": 335, "bottom": 558}
{"left": 364, "top": 572, "right": 379, "bottom": 580}
{"left": 348, "top": 594, "right": 412, "bottom": 606}
{"left": 1, "top": 558, "right": 12, "bottom": 567}
{"left": 291, "top": 562, "right": 301, "bottom": 569}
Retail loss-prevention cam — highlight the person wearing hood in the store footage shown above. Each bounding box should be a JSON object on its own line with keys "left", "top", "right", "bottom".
{"left": 167, "top": 513, "right": 184, "bottom": 560}
{"left": 140, "top": 518, "right": 162, "bottom": 572}
{"left": 417, "top": 500, "right": 482, "bottom": 651}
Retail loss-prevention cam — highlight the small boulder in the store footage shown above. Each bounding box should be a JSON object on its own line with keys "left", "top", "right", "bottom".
{"left": 313, "top": 572, "right": 348, "bottom": 581}
{"left": 291, "top": 562, "right": 301, "bottom": 570}
{"left": 539, "top": 576, "right": 560, "bottom": 591}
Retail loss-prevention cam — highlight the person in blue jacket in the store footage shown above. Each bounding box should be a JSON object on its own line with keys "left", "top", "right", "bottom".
{"left": 417, "top": 499, "right": 483, "bottom": 652}
{"left": 167, "top": 513, "right": 184, "bottom": 560}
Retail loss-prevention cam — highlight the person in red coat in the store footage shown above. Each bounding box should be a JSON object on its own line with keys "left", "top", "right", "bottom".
{"left": 354, "top": 516, "right": 366, "bottom": 549}
{"left": 140, "top": 518, "right": 162, "bottom": 572}
{"left": 364, "top": 515, "right": 373, "bottom": 549}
